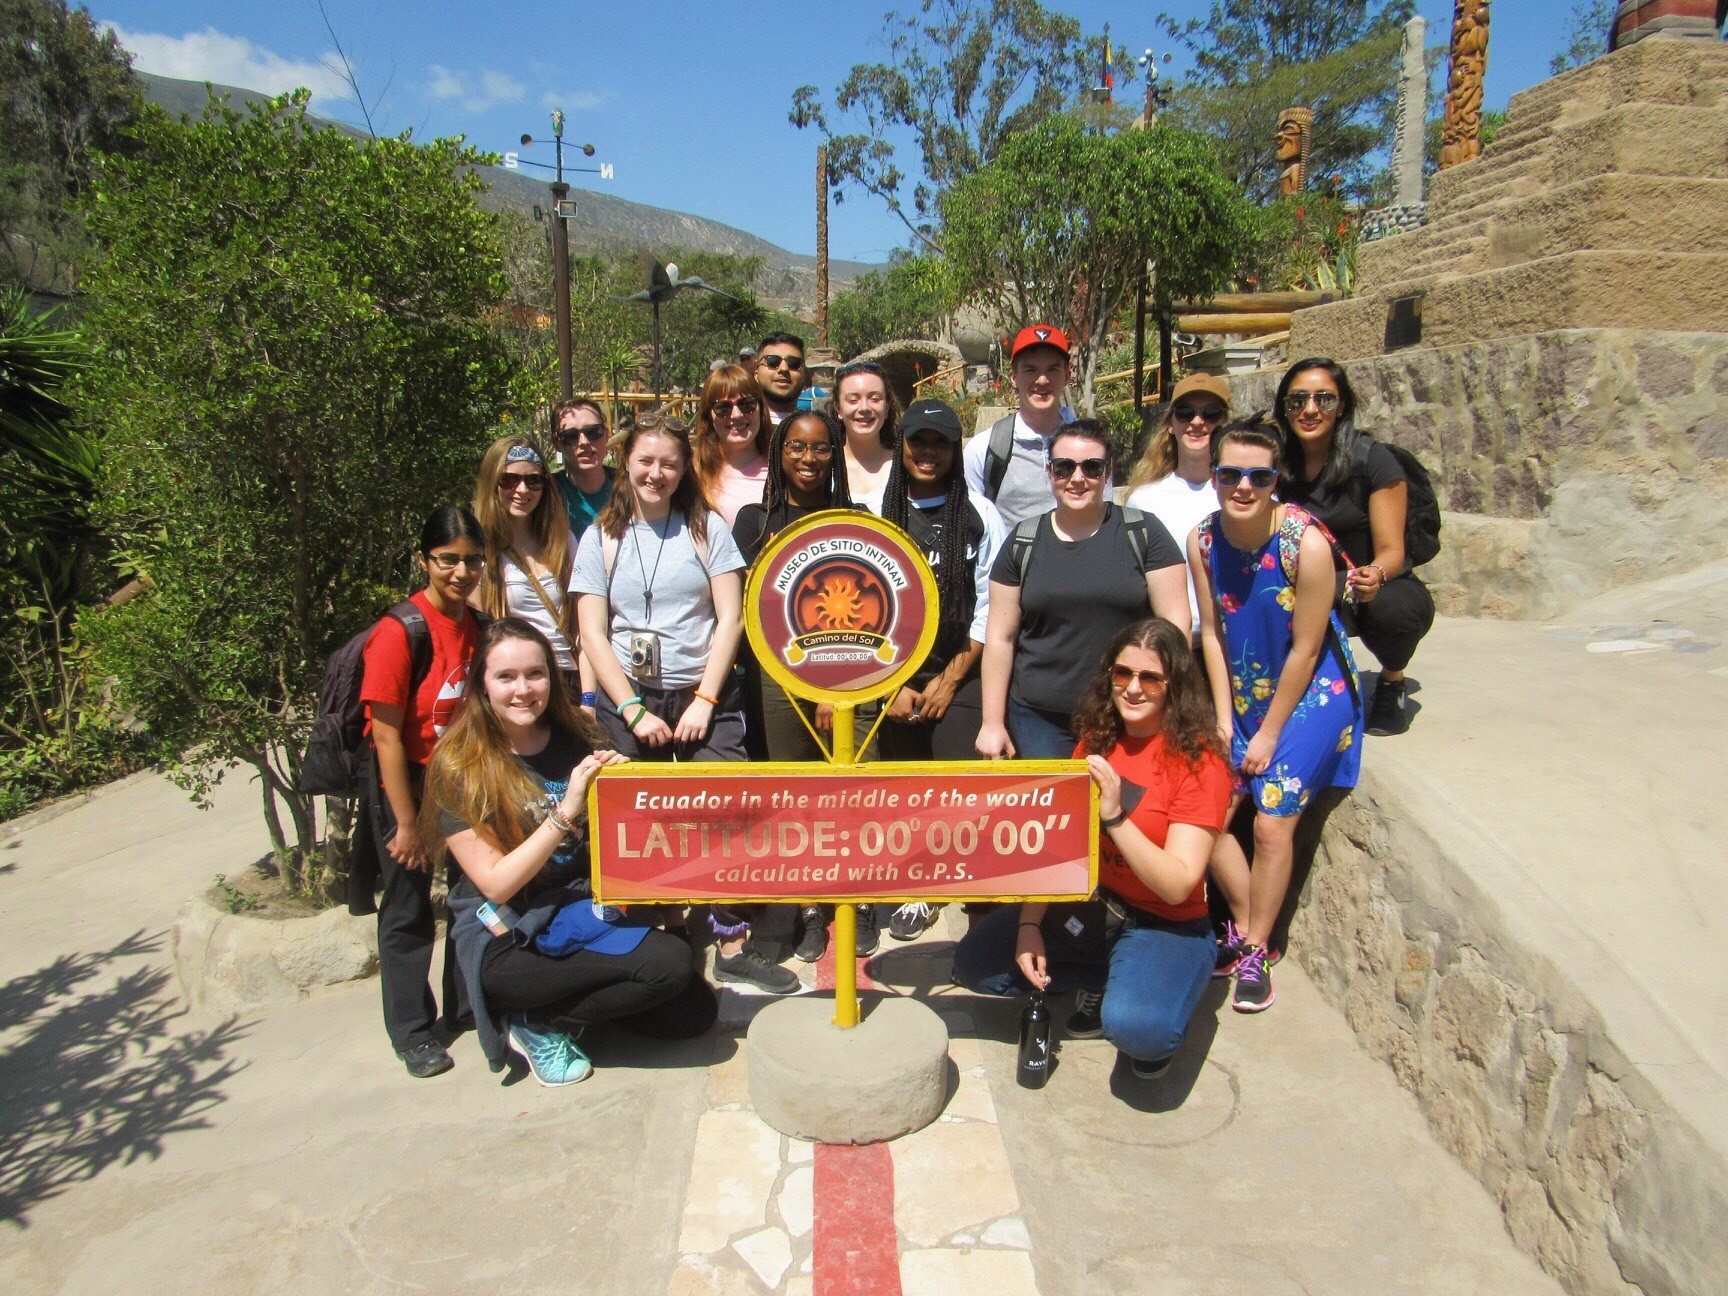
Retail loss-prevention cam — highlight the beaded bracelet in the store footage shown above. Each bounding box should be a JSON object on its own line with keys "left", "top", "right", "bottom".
{"left": 547, "top": 804, "right": 578, "bottom": 835}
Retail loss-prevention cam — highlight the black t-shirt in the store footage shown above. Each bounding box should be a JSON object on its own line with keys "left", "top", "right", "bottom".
{"left": 732, "top": 500, "right": 825, "bottom": 565}
{"left": 989, "top": 504, "right": 1184, "bottom": 715}
{"left": 441, "top": 724, "right": 594, "bottom": 908}
{"left": 899, "top": 494, "right": 986, "bottom": 684}
{"left": 1284, "top": 440, "right": 1405, "bottom": 570}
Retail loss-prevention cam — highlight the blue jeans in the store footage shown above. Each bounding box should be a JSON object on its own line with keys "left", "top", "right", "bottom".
{"left": 1007, "top": 698, "right": 1075, "bottom": 759}
{"left": 952, "top": 902, "right": 1214, "bottom": 1063}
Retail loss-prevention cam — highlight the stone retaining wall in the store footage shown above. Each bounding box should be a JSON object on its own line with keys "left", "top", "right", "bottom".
{"left": 1230, "top": 328, "right": 1728, "bottom": 618}
{"left": 1293, "top": 772, "right": 1727, "bottom": 1295}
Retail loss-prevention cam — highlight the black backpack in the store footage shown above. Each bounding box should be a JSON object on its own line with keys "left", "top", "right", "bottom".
{"left": 1006, "top": 505, "right": 1161, "bottom": 585}
{"left": 1354, "top": 435, "right": 1441, "bottom": 569}
{"left": 296, "top": 601, "right": 432, "bottom": 799}
{"left": 980, "top": 413, "right": 1017, "bottom": 502}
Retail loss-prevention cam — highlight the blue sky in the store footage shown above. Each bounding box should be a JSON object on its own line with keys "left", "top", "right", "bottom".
{"left": 87, "top": 1, "right": 1582, "bottom": 264}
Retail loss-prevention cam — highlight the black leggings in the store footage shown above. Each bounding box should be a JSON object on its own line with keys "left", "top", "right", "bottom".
{"left": 1338, "top": 573, "right": 1434, "bottom": 673}
{"left": 480, "top": 928, "right": 717, "bottom": 1039}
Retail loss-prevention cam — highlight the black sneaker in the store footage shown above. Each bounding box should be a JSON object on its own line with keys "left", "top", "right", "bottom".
{"left": 795, "top": 907, "right": 828, "bottom": 963}
{"left": 1066, "top": 988, "right": 1105, "bottom": 1039}
{"left": 396, "top": 1039, "right": 454, "bottom": 1079}
{"left": 1231, "top": 945, "right": 1276, "bottom": 1013}
{"left": 714, "top": 946, "right": 802, "bottom": 994}
{"left": 1130, "top": 1054, "right": 1173, "bottom": 1080}
{"left": 888, "top": 902, "right": 940, "bottom": 941}
{"left": 855, "top": 904, "right": 881, "bottom": 957}
{"left": 1366, "top": 677, "right": 1409, "bottom": 736}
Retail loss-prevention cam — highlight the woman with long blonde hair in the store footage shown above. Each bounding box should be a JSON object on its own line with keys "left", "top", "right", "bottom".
{"left": 423, "top": 617, "right": 717, "bottom": 1086}
{"left": 691, "top": 365, "right": 771, "bottom": 525}
{"left": 471, "top": 434, "right": 588, "bottom": 701}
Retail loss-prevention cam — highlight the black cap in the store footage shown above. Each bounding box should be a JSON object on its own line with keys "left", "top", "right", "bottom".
{"left": 900, "top": 397, "right": 963, "bottom": 444}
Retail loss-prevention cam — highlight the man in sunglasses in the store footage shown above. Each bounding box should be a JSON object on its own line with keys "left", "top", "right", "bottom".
{"left": 753, "top": 331, "right": 807, "bottom": 427}
{"left": 964, "top": 323, "right": 1077, "bottom": 529}
{"left": 554, "top": 399, "right": 614, "bottom": 536}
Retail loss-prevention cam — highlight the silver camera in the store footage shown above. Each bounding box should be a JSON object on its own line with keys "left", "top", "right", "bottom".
{"left": 627, "top": 631, "right": 662, "bottom": 679}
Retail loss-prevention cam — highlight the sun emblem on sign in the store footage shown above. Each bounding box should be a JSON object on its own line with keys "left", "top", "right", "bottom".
{"left": 790, "top": 558, "right": 892, "bottom": 639}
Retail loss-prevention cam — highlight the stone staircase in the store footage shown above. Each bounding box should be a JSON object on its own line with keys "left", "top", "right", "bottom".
{"left": 1293, "top": 38, "right": 1728, "bottom": 360}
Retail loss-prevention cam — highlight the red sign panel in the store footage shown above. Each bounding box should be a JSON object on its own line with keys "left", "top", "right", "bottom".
{"left": 590, "top": 764, "right": 1097, "bottom": 904}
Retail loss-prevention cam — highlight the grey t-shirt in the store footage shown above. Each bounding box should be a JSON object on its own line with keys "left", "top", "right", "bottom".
{"left": 570, "top": 509, "right": 745, "bottom": 688}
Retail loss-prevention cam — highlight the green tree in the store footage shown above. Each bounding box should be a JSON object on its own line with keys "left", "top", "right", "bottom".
{"left": 1160, "top": 0, "right": 1414, "bottom": 202}
{"left": 1549, "top": 0, "right": 1615, "bottom": 75}
{"left": 0, "top": 0, "right": 141, "bottom": 291}
{"left": 939, "top": 116, "right": 1252, "bottom": 411}
{"left": 791, "top": 0, "right": 1125, "bottom": 252}
{"left": 76, "top": 91, "right": 523, "bottom": 893}
{"left": 829, "top": 254, "right": 954, "bottom": 360}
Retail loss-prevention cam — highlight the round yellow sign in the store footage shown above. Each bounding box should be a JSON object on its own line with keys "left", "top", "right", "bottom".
{"left": 743, "top": 510, "right": 939, "bottom": 706}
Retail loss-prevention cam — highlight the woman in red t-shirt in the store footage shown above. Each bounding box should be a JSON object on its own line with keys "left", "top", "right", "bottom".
{"left": 952, "top": 617, "right": 1231, "bottom": 1081}
{"left": 358, "top": 505, "right": 488, "bottom": 1079}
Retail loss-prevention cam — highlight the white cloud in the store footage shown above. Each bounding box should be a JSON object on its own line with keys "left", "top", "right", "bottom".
{"left": 103, "top": 24, "right": 349, "bottom": 108}
{"left": 540, "top": 89, "right": 605, "bottom": 111}
{"left": 424, "top": 64, "right": 526, "bottom": 114}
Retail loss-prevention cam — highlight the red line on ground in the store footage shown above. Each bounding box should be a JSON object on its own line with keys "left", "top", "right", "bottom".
{"left": 811, "top": 912, "right": 897, "bottom": 1295}
{"left": 813, "top": 1142, "right": 902, "bottom": 1296}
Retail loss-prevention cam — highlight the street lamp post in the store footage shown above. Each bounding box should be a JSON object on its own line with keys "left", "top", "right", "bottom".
{"left": 516, "top": 109, "right": 601, "bottom": 402}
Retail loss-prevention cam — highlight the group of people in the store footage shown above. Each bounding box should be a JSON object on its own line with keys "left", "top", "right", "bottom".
{"left": 351, "top": 324, "right": 1435, "bottom": 1088}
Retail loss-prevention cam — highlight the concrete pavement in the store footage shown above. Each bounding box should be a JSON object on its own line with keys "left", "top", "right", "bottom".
{"left": 0, "top": 762, "right": 1557, "bottom": 1293}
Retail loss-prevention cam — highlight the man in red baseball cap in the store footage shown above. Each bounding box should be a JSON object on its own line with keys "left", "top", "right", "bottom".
{"left": 963, "top": 324, "right": 1076, "bottom": 528}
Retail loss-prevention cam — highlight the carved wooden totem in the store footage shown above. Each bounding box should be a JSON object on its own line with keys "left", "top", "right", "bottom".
{"left": 1275, "top": 106, "right": 1314, "bottom": 197}
{"left": 1440, "top": 0, "right": 1490, "bottom": 168}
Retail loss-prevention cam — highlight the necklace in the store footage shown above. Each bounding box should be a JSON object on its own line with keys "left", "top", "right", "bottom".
{"left": 631, "top": 513, "right": 672, "bottom": 619}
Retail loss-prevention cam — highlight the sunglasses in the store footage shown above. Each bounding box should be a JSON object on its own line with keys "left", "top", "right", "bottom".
{"left": 1110, "top": 665, "right": 1168, "bottom": 692}
{"left": 559, "top": 424, "right": 607, "bottom": 444}
{"left": 1173, "top": 404, "right": 1227, "bottom": 423}
{"left": 1049, "top": 456, "right": 1108, "bottom": 482}
{"left": 499, "top": 472, "right": 546, "bottom": 491}
{"left": 1213, "top": 465, "right": 1279, "bottom": 490}
{"left": 784, "top": 440, "right": 833, "bottom": 459}
{"left": 711, "top": 397, "right": 759, "bottom": 418}
{"left": 757, "top": 353, "right": 804, "bottom": 372}
{"left": 1282, "top": 390, "right": 1340, "bottom": 413}
{"left": 427, "top": 552, "right": 485, "bottom": 571}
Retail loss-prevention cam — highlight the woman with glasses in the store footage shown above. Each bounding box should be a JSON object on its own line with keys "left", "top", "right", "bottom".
{"left": 1190, "top": 417, "right": 1364, "bottom": 1014}
{"left": 832, "top": 359, "right": 901, "bottom": 499}
{"left": 978, "top": 419, "right": 1189, "bottom": 761}
{"left": 953, "top": 618, "right": 1231, "bottom": 1081}
{"left": 570, "top": 414, "right": 798, "bottom": 994}
{"left": 472, "top": 435, "right": 587, "bottom": 702}
{"left": 1273, "top": 358, "right": 1435, "bottom": 736}
{"left": 733, "top": 409, "right": 856, "bottom": 963}
{"left": 692, "top": 366, "right": 771, "bottom": 526}
{"left": 1125, "top": 375, "right": 1232, "bottom": 637}
{"left": 357, "top": 505, "right": 490, "bottom": 1079}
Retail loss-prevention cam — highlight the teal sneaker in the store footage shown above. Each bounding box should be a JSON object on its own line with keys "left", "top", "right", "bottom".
{"left": 508, "top": 1016, "right": 593, "bottom": 1086}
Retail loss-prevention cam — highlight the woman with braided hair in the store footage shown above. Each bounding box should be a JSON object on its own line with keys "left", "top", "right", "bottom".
{"left": 733, "top": 408, "right": 858, "bottom": 963}
{"left": 864, "top": 397, "right": 1005, "bottom": 941}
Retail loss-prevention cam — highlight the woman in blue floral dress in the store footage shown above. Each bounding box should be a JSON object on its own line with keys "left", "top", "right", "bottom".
{"left": 1188, "top": 417, "right": 1363, "bottom": 1013}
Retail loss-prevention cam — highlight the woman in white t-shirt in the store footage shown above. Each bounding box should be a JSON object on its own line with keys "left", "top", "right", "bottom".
{"left": 832, "top": 359, "right": 901, "bottom": 499}
{"left": 472, "top": 435, "right": 589, "bottom": 700}
{"left": 692, "top": 365, "right": 770, "bottom": 525}
{"left": 1124, "top": 374, "right": 1232, "bottom": 637}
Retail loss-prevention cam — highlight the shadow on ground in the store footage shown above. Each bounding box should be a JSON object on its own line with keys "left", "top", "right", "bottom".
{"left": 0, "top": 931, "right": 249, "bottom": 1226}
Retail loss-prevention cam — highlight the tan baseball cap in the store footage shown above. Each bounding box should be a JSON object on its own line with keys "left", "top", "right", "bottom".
{"left": 1169, "top": 373, "right": 1232, "bottom": 408}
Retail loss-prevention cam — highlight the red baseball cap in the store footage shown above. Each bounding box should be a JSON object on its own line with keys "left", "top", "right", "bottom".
{"left": 1009, "top": 324, "right": 1070, "bottom": 361}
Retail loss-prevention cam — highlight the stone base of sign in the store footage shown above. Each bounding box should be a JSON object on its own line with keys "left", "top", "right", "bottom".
{"left": 747, "top": 992, "right": 950, "bottom": 1144}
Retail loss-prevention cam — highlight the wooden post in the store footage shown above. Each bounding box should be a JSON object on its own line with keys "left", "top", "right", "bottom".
{"left": 1157, "top": 307, "right": 1174, "bottom": 402}
{"left": 816, "top": 145, "right": 830, "bottom": 354}
{"left": 1440, "top": 0, "right": 1490, "bottom": 168}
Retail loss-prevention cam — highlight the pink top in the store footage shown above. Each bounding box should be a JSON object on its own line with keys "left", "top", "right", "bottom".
{"left": 708, "top": 458, "right": 768, "bottom": 526}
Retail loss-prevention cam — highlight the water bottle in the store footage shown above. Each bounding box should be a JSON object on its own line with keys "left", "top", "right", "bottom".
{"left": 1016, "top": 991, "right": 1052, "bottom": 1089}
